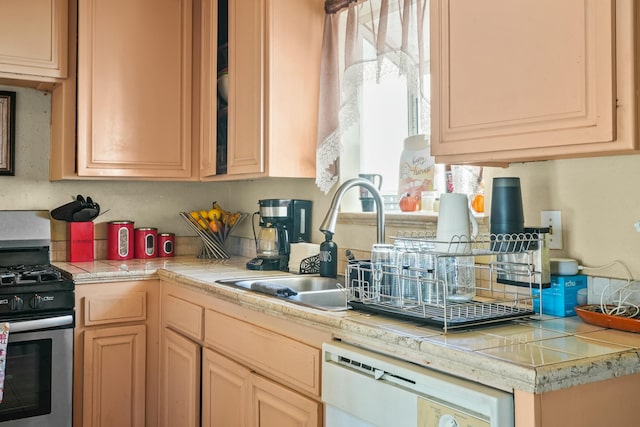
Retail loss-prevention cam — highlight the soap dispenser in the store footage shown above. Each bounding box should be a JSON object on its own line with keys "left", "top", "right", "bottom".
{"left": 319, "top": 232, "right": 338, "bottom": 278}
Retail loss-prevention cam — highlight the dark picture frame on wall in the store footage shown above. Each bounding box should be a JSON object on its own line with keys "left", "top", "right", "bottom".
{"left": 0, "top": 91, "right": 16, "bottom": 176}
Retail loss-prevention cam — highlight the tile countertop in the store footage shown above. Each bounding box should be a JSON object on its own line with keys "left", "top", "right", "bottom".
{"left": 54, "top": 256, "right": 640, "bottom": 395}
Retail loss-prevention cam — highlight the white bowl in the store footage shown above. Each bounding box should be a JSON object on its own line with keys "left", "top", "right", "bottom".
{"left": 217, "top": 73, "right": 229, "bottom": 102}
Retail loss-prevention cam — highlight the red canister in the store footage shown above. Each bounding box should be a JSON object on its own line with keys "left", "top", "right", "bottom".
{"left": 158, "top": 233, "right": 175, "bottom": 257}
{"left": 107, "top": 221, "right": 134, "bottom": 260}
{"left": 134, "top": 227, "right": 157, "bottom": 259}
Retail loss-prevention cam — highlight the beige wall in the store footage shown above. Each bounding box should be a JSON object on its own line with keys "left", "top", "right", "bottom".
{"left": 484, "top": 157, "right": 640, "bottom": 280}
{"left": 0, "top": 85, "right": 229, "bottom": 239}
{"left": 6, "top": 84, "right": 640, "bottom": 280}
{"left": 0, "top": 85, "right": 333, "bottom": 248}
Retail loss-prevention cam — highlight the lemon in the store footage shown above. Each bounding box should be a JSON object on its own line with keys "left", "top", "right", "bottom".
{"left": 208, "top": 208, "right": 222, "bottom": 221}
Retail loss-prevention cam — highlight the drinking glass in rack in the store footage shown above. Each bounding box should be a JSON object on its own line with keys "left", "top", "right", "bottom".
{"left": 371, "top": 244, "right": 399, "bottom": 305}
{"left": 437, "top": 255, "right": 476, "bottom": 302}
{"left": 398, "top": 250, "right": 420, "bottom": 303}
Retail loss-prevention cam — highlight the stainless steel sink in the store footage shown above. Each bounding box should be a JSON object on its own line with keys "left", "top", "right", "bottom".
{"left": 285, "top": 289, "right": 347, "bottom": 311}
{"left": 215, "top": 276, "right": 348, "bottom": 311}
{"left": 219, "top": 276, "right": 342, "bottom": 292}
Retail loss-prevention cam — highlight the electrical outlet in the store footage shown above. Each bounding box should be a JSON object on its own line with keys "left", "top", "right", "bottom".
{"left": 541, "top": 210, "right": 563, "bottom": 249}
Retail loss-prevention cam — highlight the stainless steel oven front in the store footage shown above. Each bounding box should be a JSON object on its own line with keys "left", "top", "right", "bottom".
{"left": 0, "top": 211, "right": 76, "bottom": 426}
{"left": 0, "top": 315, "right": 73, "bottom": 426}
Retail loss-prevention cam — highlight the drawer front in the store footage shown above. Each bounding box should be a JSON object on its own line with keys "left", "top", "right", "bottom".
{"left": 84, "top": 291, "right": 146, "bottom": 326}
{"left": 204, "top": 309, "right": 320, "bottom": 396}
{"left": 163, "top": 294, "right": 203, "bottom": 341}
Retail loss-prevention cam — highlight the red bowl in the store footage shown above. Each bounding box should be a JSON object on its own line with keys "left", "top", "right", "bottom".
{"left": 575, "top": 304, "right": 640, "bottom": 333}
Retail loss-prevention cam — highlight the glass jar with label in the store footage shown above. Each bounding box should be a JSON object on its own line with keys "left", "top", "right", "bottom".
{"left": 398, "top": 134, "right": 435, "bottom": 201}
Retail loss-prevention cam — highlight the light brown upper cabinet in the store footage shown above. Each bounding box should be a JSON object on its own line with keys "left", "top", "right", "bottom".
{"left": 74, "top": 0, "right": 195, "bottom": 179}
{"left": 430, "top": 0, "right": 640, "bottom": 164}
{"left": 51, "top": 0, "right": 197, "bottom": 180}
{"left": 199, "top": 0, "right": 324, "bottom": 180}
{"left": 51, "top": 0, "right": 323, "bottom": 181}
{"left": 0, "top": 0, "right": 68, "bottom": 82}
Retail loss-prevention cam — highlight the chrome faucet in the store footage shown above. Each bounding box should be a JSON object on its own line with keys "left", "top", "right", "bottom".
{"left": 319, "top": 178, "right": 385, "bottom": 243}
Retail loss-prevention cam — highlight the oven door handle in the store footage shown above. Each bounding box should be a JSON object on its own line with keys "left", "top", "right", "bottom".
{"left": 9, "top": 315, "right": 74, "bottom": 333}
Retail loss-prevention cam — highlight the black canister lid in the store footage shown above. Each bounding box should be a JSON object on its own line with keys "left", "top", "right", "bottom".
{"left": 490, "top": 177, "right": 524, "bottom": 234}
{"left": 492, "top": 177, "right": 521, "bottom": 187}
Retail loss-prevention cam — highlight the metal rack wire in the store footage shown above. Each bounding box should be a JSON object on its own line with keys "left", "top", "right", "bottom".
{"left": 179, "top": 212, "right": 248, "bottom": 259}
{"left": 343, "top": 231, "right": 544, "bottom": 332}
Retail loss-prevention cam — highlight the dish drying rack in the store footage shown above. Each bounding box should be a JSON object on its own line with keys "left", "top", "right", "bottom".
{"left": 344, "top": 231, "right": 545, "bottom": 332}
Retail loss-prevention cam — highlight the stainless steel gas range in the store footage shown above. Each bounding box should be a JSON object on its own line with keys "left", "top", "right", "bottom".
{"left": 0, "top": 210, "right": 74, "bottom": 426}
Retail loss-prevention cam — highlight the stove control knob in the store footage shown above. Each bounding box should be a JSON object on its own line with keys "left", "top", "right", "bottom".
{"left": 29, "top": 295, "right": 43, "bottom": 309}
{"left": 9, "top": 296, "right": 23, "bottom": 311}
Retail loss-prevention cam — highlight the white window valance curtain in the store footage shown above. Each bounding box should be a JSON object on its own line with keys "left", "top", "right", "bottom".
{"left": 316, "top": 0, "right": 429, "bottom": 193}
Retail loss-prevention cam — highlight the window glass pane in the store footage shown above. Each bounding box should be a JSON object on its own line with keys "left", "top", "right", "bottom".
{"left": 360, "top": 56, "right": 408, "bottom": 196}
{"left": 334, "top": 0, "right": 464, "bottom": 212}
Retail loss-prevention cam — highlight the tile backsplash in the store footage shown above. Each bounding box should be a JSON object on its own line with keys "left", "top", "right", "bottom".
{"left": 587, "top": 276, "right": 640, "bottom": 306}
{"left": 51, "top": 235, "right": 258, "bottom": 263}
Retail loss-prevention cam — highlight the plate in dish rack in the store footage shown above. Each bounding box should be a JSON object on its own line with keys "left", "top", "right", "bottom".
{"left": 575, "top": 304, "right": 640, "bottom": 333}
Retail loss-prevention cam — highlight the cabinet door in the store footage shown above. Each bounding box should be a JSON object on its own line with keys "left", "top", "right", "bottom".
{"left": 83, "top": 324, "right": 146, "bottom": 427}
{"left": 200, "top": 0, "right": 322, "bottom": 180}
{"left": 227, "top": 0, "right": 265, "bottom": 175}
{"left": 0, "top": 0, "right": 68, "bottom": 79}
{"left": 430, "top": 0, "right": 617, "bottom": 163}
{"left": 198, "top": 0, "right": 220, "bottom": 177}
{"left": 159, "top": 328, "right": 201, "bottom": 427}
{"left": 76, "top": 0, "right": 194, "bottom": 178}
{"left": 74, "top": 280, "right": 159, "bottom": 427}
{"left": 202, "top": 348, "right": 249, "bottom": 427}
{"left": 249, "top": 374, "right": 321, "bottom": 427}
{"left": 204, "top": 309, "right": 322, "bottom": 397}
{"left": 264, "top": 0, "right": 322, "bottom": 178}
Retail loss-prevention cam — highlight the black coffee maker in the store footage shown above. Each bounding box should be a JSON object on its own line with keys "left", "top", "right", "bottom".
{"left": 246, "top": 199, "right": 312, "bottom": 271}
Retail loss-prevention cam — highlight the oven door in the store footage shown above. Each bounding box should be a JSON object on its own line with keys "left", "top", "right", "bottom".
{"left": 0, "top": 315, "right": 73, "bottom": 426}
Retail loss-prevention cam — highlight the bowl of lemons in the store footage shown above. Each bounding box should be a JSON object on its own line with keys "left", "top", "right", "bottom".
{"left": 180, "top": 202, "right": 248, "bottom": 259}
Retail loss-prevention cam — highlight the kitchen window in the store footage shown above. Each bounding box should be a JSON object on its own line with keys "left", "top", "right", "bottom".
{"left": 341, "top": 37, "right": 441, "bottom": 205}
{"left": 316, "top": 0, "right": 436, "bottom": 212}
{"left": 317, "top": 0, "right": 485, "bottom": 214}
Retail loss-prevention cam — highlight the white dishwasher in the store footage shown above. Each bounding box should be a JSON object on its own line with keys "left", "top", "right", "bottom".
{"left": 322, "top": 341, "right": 514, "bottom": 427}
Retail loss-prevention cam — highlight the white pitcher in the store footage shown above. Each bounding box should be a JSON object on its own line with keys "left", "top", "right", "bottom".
{"left": 436, "top": 193, "right": 478, "bottom": 254}
{"left": 436, "top": 193, "right": 479, "bottom": 302}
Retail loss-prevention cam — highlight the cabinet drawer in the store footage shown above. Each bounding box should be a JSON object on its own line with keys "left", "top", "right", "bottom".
{"left": 163, "top": 294, "right": 203, "bottom": 341}
{"left": 83, "top": 291, "right": 146, "bottom": 326}
{"left": 204, "top": 309, "right": 320, "bottom": 396}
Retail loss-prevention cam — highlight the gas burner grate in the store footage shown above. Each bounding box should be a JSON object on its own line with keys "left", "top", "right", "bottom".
{"left": 0, "top": 265, "right": 64, "bottom": 286}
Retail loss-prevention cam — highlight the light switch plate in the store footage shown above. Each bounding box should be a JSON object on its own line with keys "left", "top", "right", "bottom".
{"left": 541, "top": 210, "right": 563, "bottom": 249}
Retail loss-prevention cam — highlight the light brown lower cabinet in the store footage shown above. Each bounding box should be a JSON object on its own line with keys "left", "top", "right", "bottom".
{"left": 159, "top": 328, "right": 201, "bottom": 427}
{"left": 74, "top": 280, "right": 160, "bottom": 427}
{"left": 160, "top": 280, "right": 329, "bottom": 427}
{"left": 83, "top": 324, "right": 146, "bottom": 427}
{"left": 514, "top": 372, "right": 640, "bottom": 426}
{"left": 202, "top": 348, "right": 320, "bottom": 427}
{"left": 201, "top": 347, "right": 247, "bottom": 427}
